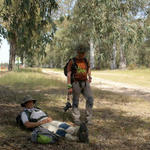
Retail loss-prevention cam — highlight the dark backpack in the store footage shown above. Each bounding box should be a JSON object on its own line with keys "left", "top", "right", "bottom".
{"left": 64, "top": 58, "right": 77, "bottom": 76}
{"left": 31, "top": 127, "right": 59, "bottom": 144}
{"left": 64, "top": 57, "right": 88, "bottom": 83}
{"left": 16, "top": 110, "right": 33, "bottom": 130}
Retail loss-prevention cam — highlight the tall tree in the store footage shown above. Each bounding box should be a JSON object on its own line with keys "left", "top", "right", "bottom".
{"left": 71, "top": 0, "right": 148, "bottom": 69}
{"left": 39, "top": 0, "right": 149, "bottom": 69}
{"left": 1, "top": 0, "right": 58, "bottom": 70}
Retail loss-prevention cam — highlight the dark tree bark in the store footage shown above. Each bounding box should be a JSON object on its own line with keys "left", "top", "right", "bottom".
{"left": 8, "top": 39, "right": 16, "bottom": 71}
{"left": 20, "top": 55, "right": 24, "bottom": 65}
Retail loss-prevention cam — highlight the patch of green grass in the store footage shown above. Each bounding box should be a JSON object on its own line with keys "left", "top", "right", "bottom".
{"left": 14, "top": 67, "right": 42, "bottom": 73}
{"left": 0, "top": 71, "right": 65, "bottom": 90}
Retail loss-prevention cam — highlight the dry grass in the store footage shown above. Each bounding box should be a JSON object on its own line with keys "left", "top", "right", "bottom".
{"left": 44, "top": 68, "right": 150, "bottom": 88}
{"left": 0, "top": 71, "right": 150, "bottom": 150}
{"left": 92, "top": 69, "right": 150, "bottom": 88}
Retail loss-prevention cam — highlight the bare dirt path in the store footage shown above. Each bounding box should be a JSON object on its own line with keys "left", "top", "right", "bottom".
{"left": 42, "top": 69, "right": 150, "bottom": 101}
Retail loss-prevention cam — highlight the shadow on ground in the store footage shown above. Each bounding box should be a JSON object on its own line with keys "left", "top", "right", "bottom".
{"left": 0, "top": 82, "right": 150, "bottom": 150}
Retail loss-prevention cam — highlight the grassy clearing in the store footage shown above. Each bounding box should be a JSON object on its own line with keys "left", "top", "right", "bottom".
{"left": 44, "top": 68, "right": 150, "bottom": 88}
{"left": 92, "top": 69, "right": 150, "bottom": 88}
{"left": 0, "top": 70, "right": 150, "bottom": 150}
{"left": 0, "top": 72, "right": 64, "bottom": 91}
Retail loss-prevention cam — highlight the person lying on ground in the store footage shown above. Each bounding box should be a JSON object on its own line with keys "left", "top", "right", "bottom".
{"left": 20, "top": 95, "right": 89, "bottom": 143}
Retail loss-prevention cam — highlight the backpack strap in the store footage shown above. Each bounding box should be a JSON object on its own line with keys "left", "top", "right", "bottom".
{"left": 71, "top": 57, "right": 78, "bottom": 72}
{"left": 23, "top": 109, "right": 32, "bottom": 121}
{"left": 70, "top": 57, "right": 78, "bottom": 84}
{"left": 72, "top": 57, "right": 76, "bottom": 64}
{"left": 24, "top": 108, "right": 48, "bottom": 122}
{"left": 83, "top": 58, "right": 89, "bottom": 71}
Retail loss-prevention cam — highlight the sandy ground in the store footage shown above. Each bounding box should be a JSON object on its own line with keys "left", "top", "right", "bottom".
{"left": 42, "top": 69, "right": 150, "bottom": 101}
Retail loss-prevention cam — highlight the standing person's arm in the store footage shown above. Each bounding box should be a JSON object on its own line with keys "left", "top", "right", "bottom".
{"left": 87, "top": 68, "right": 92, "bottom": 83}
{"left": 67, "top": 71, "right": 73, "bottom": 94}
{"left": 87, "top": 60, "right": 92, "bottom": 83}
{"left": 67, "top": 60, "right": 73, "bottom": 94}
{"left": 67, "top": 71, "right": 72, "bottom": 85}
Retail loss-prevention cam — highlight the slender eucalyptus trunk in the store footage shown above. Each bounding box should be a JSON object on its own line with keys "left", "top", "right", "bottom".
{"left": 90, "top": 38, "right": 95, "bottom": 69}
{"left": 111, "top": 43, "right": 117, "bottom": 69}
{"left": 119, "top": 45, "right": 126, "bottom": 69}
{"left": 8, "top": 39, "right": 16, "bottom": 71}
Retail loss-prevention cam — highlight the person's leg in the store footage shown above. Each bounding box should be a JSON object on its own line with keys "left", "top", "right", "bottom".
{"left": 43, "top": 121, "right": 87, "bottom": 142}
{"left": 47, "top": 121, "right": 79, "bottom": 141}
{"left": 41, "top": 122, "right": 59, "bottom": 133}
{"left": 72, "top": 82, "right": 81, "bottom": 124}
{"left": 65, "top": 134, "right": 78, "bottom": 141}
{"left": 49, "top": 120, "right": 65, "bottom": 127}
{"left": 41, "top": 121, "right": 66, "bottom": 137}
{"left": 82, "top": 81, "right": 94, "bottom": 124}
{"left": 50, "top": 120, "right": 79, "bottom": 135}
{"left": 53, "top": 120, "right": 89, "bottom": 142}
{"left": 65, "top": 125, "right": 80, "bottom": 135}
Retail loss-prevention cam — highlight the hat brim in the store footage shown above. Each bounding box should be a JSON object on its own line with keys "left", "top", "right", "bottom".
{"left": 21, "top": 100, "right": 36, "bottom": 107}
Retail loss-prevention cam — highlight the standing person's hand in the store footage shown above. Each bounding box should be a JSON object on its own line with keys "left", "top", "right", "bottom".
{"left": 68, "top": 88, "right": 73, "bottom": 94}
{"left": 88, "top": 76, "right": 92, "bottom": 83}
{"left": 67, "top": 84, "right": 72, "bottom": 94}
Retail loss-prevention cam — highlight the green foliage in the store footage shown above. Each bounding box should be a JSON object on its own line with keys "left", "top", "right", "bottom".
{"left": 138, "top": 47, "right": 150, "bottom": 67}
{"left": 73, "top": 0, "right": 148, "bottom": 65}
{"left": 0, "top": 0, "right": 58, "bottom": 68}
{"left": 1, "top": 0, "right": 150, "bottom": 69}
{"left": 0, "top": 71, "right": 64, "bottom": 90}
{"left": 42, "top": 0, "right": 149, "bottom": 69}
{"left": 55, "top": 0, "right": 149, "bottom": 69}
{"left": 127, "top": 64, "right": 137, "bottom": 70}
{"left": 41, "top": 15, "right": 81, "bottom": 68}
{"left": 0, "top": 24, "right": 7, "bottom": 42}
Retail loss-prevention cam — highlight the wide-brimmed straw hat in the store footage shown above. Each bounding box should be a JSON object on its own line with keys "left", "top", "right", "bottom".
{"left": 21, "top": 95, "right": 36, "bottom": 107}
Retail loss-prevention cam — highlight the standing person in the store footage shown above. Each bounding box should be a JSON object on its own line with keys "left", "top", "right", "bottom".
{"left": 67, "top": 44, "right": 94, "bottom": 125}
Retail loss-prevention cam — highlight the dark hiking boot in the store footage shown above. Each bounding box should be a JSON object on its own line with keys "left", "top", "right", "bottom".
{"left": 74, "top": 120, "right": 81, "bottom": 126}
{"left": 77, "top": 122, "right": 89, "bottom": 143}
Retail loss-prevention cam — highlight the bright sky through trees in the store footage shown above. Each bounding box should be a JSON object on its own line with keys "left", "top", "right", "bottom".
{"left": 0, "top": 38, "right": 9, "bottom": 63}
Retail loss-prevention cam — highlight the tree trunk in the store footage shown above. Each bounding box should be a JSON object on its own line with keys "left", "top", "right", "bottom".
{"left": 8, "top": 39, "right": 16, "bottom": 71}
{"left": 21, "top": 55, "right": 24, "bottom": 65}
{"left": 96, "top": 55, "right": 101, "bottom": 70}
{"left": 110, "top": 43, "right": 117, "bottom": 69}
{"left": 119, "top": 45, "right": 126, "bottom": 69}
{"left": 90, "top": 38, "right": 95, "bottom": 69}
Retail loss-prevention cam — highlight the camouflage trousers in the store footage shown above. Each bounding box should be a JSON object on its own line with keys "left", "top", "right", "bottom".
{"left": 72, "top": 80, "right": 94, "bottom": 123}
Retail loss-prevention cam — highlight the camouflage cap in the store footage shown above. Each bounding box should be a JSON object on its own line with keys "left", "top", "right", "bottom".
{"left": 21, "top": 95, "right": 36, "bottom": 107}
